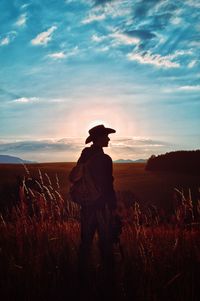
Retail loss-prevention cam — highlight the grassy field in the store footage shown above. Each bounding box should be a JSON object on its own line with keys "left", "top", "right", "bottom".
{"left": 0, "top": 162, "right": 200, "bottom": 300}
{"left": 0, "top": 162, "right": 199, "bottom": 212}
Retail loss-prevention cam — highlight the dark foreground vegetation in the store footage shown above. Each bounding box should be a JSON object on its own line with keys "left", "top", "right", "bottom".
{"left": 146, "top": 150, "right": 200, "bottom": 174}
{"left": 0, "top": 165, "right": 200, "bottom": 300}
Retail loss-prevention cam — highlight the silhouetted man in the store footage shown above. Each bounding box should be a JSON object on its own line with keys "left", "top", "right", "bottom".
{"left": 75, "top": 124, "right": 117, "bottom": 294}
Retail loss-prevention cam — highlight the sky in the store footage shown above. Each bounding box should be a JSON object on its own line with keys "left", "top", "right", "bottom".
{"left": 0, "top": 0, "right": 199, "bottom": 162}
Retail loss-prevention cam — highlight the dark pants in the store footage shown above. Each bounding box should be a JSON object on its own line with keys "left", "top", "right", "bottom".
{"left": 78, "top": 205, "right": 114, "bottom": 286}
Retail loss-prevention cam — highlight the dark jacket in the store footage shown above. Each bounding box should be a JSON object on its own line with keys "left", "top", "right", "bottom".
{"left": 77, "top": 144, "right": 117, "bottom": 210}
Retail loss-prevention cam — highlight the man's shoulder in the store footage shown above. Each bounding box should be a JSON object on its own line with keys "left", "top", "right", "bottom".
{"left": 103, "top": 153, "right": 112, "bottom": 161}
{"left": 95, "top": 153, "right": 112, "bottom": 165}
{"left": 78, "top": 147, "right": 91, "bottom": 163}
{"left": 79, "top": 146, "right": 113, "bottom": 164}
{"left": 81, "top": 147, "right": 91, "bottom": 155}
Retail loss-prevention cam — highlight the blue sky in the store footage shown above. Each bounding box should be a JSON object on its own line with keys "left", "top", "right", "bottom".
{"left": 0, "top": 0, "right": 199, "bottom": 162}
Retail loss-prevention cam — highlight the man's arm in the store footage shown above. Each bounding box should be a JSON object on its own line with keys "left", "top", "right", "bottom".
{"left": 102, "top": 155, "right": 117, "bottom": 210}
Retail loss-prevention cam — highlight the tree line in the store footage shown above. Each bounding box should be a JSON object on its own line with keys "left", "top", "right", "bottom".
{"left": 145, "top": 150, "right": 200, "bottom": 174}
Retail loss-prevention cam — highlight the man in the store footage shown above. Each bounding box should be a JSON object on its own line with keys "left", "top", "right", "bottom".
{"left": 74, "top": 124, "right": 117, "bottom": 291}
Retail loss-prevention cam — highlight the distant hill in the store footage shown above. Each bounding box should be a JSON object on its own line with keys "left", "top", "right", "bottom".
{"left": 114, "top": 159, "right": 147, "bottom": 163}
{"left": 134, "top": 159, "right": 147, "bottom": 163}
{"left": 0, "top": 155, "right": 36, "bottom": 164}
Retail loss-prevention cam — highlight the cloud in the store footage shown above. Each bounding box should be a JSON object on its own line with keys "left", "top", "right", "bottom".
{"left": 47, "top": 47, "right": 78, "bottom": 60}
{"left": 47, "top": 51, "right": 66, "bottom": 59}
{"left": 0, "top": 139, "right": 84, "bottom": 162}
{"left": 10, "top": 96, "right": 68, "bottom": 105}
{"left": 110, "top": 32, "right": 140, "bottom": 45}
{"left": 190, "top": 41, "right": 200, "bottom": 47}
{"left": 82, "top": 13, "right": 106, "bottom": 24}
{"left": 98, "top": 1, "right": 132, "bottom": 18}
{"left": 172, "top": 50, "right": 193, "bottom": 57}
{"left": 178, "top": 85, "right": 200, "bottom": 91}
{"left": 21, "top": 3, "right": 30, "bottom": 10}
{"left": 112, "top": 137, "right": 170, "bottom": 148}
{"left": 127, "top": 51, "right": 180, "bottom": 68}
{"left": 0, "top": 137, "right": 172, "bottom": 162}
{"left": 31, "top": 26, "right": 57, "bottom": 46}
{"left": 163, "top": 85, "right": 200, "bottom": 94}
{"left": 0, "top": 31, "right": 17, "bottom": 46}
{"left": 91, "top": 34, "right": 105, "bottom": 42}
{"left": 188, "top": 60, "right": 196, "bottom": 68}
{"left": 171, "top": 16, "right": 182, "bottom": 25}
{"left": 0, "top": 37, "right": 10, "bottom": 46}
{"left": 12, "top": 97, "right": 39, "bottom": 104}
{"left": 15, "top": 13, "right": 27, "bottom": 27}
{"left": 82, "top": 0, "right": 132, "bottom": 26}
{"left": 108, "top": 137, "right": 172, "bottom": 160}
{"left": 186, "top": 0, "right": 200, "bottom": 8}
{"left": 0, "top": 140, "right": 81, "bottom": 153}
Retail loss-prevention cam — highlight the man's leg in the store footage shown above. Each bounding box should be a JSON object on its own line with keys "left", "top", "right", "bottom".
{"left": 96, "top": 207, "right": 115, "bottom": 290}
{"left": 78, "top": 207, "right": 96, "bottom": 284}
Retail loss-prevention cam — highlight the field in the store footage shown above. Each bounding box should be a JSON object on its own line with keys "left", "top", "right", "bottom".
{"left": 0, "top": 163, "right": 200, "bottom": 300}
{"left": 1, "top": 162, "right": 200, "bottom": 212}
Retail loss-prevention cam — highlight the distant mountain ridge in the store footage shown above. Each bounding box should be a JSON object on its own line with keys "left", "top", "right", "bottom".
{"left": 0, "top": 155, "right": 36, "bottom": 164}
{"left": 114, "top": 159, "right": 147, "bottom": 163}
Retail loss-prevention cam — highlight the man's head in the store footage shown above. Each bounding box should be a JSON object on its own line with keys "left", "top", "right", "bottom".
{"left": 85, "top": 124, "right": 116, "bottom": 147}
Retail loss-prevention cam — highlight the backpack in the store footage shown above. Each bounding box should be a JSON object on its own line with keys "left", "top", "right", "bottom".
{"left": 69, "top": 156, "right": 102, "bottom": 206}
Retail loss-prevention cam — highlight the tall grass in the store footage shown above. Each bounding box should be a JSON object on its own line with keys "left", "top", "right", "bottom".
{"left": 0, "top": 166, "right": 199, "bottom": 300}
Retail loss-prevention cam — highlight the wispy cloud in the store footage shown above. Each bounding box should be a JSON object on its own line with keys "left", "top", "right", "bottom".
{"left": 21, "top": 3, "right": 30, "bottom": 10}
{"left": 0, "top": 31, "right": 17, "bottom": 46}
{"left": 0, "top": 137, "right": 172, "bottom": 162}
{"left": 103, "top": 1, "right": 132, "bottom": 18}
{"left": 190, "top": 41, "right": 200, "bottom": 47}
{"left": 10, "top": 97, "right": 68, "bottom": 104}
{"left": 173, "top": 50, "right": 193, "bottom": 57}
{"left": 171, "top": 16, "right": 182, "bottom": 25}
{"left": 0, "top": 37, "right": 10, "bottom": 46}
{"left": 127, "top": 51, "right": 180, "bottom": 68}
{"left": 188, "top": 60, "right": 196, "bottom": 68}
{"left": 31, "top": 26, "right": 57, "bottom": 46}
{"left": 47, "top": 47, "right": 78, "bottom": 60}
{"left": 15, "top": 13, "right": 27, "bottom": 27}
{"left": 82, "top": 13, "right": 106, "bottom": 24}
{"left": 163, "top": 84, "right": 200, "bottom": 94}
{"left": 91, "top": 34, "right": 105, "bottom": 42}
{"left": 186, "top": 0, "right": 200, "bottom": 8}
{"left": 112, "top": 137, "right": 170, "bottom": 148}
{"left": 110, "top": 32, "right": 140, "bottom": 45}
{"left": 0, "top": 139, "right": 81, "bottom": 153}
{"left": 47, "top": 51, "right": 66, "bottom": 59}
{"left": 107, "top": 137, "right": 174, "bottom": 161}
{"left": 92, "top": 0, "right": 132, "bottom": 18}
{"left": 0, "top": 139, "right": 84, "bottom": 162}
{"left": 178, "top": 85, "right": 200, "bottom": 91}
{"left": 12, "top": 97, "right": 39, "bottom": 104}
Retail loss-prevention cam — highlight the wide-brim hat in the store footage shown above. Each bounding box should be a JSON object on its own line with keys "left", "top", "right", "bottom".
{"left": 85, "top": 124, "right": 116, "bottom": 144}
